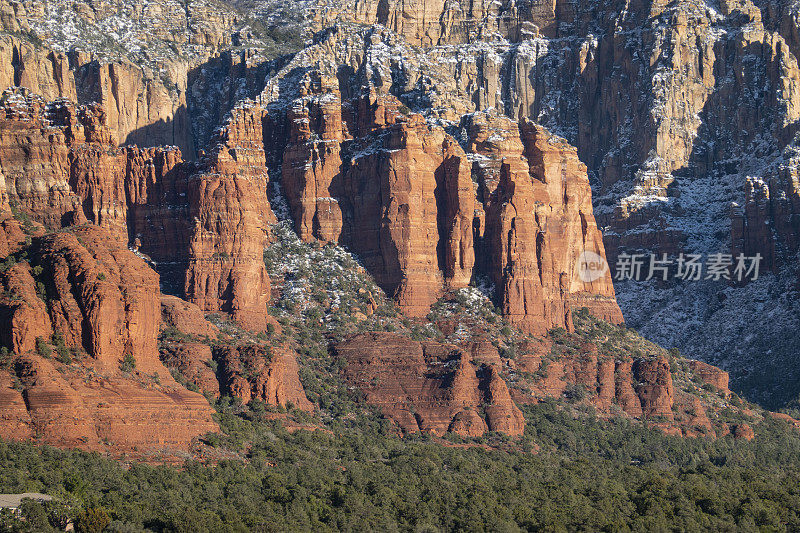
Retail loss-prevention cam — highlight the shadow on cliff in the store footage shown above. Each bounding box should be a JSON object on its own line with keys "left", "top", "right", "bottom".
{"left": 622, "top": 35, "right": 800, "bottom": 409}
{"left": 123, "top": 110, "right": 194, "bottom": 160}
{"left": 185, "top": 50, "right": 294, "bottom": 157}
{"left": 116, "top": 52, "right": 297, "bottom": 297}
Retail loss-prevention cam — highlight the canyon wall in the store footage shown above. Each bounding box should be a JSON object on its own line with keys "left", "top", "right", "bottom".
{"left": 1, "top": 0, "right": 790, "bottom": 448}
{"left": 306, "top": 0, "right": 800, "bottom": 407}
{"left": 261, "top": 44, "right": 621, "bottom": 333}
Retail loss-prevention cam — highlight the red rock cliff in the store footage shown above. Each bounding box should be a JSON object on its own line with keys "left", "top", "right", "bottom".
{"left": 274, "top": 73, "right": 619, "bottom": 332}
{"left": 184, "top": 103, "right": 275, "bottom": 331}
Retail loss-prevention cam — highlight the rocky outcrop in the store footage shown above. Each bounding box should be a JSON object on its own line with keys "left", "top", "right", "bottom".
{"left": 30, "top": 225, "right": 162, "bottom": 374}
{"left": 687, "top": 360, "right": 731, "bottom": 396}
{"left": 159, "top": 341, "right": 221, "bottom": 398}
{"left": 0, "top": 89, "right": 193, "bottom": 266}
{"left": 0, "top": 35, "right": 196, "bottom": 157}
{"left": 0, "top": 225, "right": 219, "bottom": 454}
{"left": 216, "top": 344, "right": 313, "bottom": 411}
{"left": 184, "top": 103, "right": 275, "bottom": 331}
{"left": 0, "top": 262, "right": 52, "bottom": 355}
{"left": 633, "top": 358, "right": 675, "bottom": 419}
{"left": 469, "top": 112, "right": 622, "bottom": 333}
{"left": 160, "top": 295, "right": 219, "bottom": 340}
{"left": 731, "top": 148, "right": 800, "bottom": 276}
{"left": 0, "top": 90, "right": 79, "bottom": 230}
{"left": 321, "top": 0, "right": 556, "bottom": 46}
{"left": 0, "top": 0, "right": 269, "bottom": 158}
{"left": 732, "top": 423, "right": 755, "bottom": 441}
{"left": 270, "top": 63, "right": 619, "bottom": 331}
{"left": 0, "top": 371, "right": 33, "bottom": 441}
{"left": 7, "top": 354, "right": 218, "bottom": 453}
{"left": 0, "top": 89, "right": 275, "bottom": 326}
{"left": 279, "top": 77, "right": 475, "bottom": 316}
{"left": 337, "top": 332, "right": 524, "bottom": 437}
{"left": 518, "top": 346, "right": 676, "bottom": 421}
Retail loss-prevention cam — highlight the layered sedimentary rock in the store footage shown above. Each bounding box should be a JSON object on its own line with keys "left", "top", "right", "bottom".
{"left": 319, "top": 0, "right": 558, "bottom": 46}
{"left": 304, "top": 0, "right": 800, "bottom": 406}
{"left": 731, "top": 147, "right": 800, "bottom": 275}
{"left": 1, "top": 10, "right": 623, "bottom": 335}
{"left": 0, "top": 35, "right": 195, "bottom": 157}
{"left": 468, "top": 112, "right": 622, "bottom": 333}
{"left": 269, "top": 61, "right": 619, "bottom": 331}
{"left": 279, "top": 76, "right": 475, "bottom": 315}
{"left": 158, "top": 296, "right": 312, "bottom": 411}
{"left": 0, "top": 0, "right": 782, "bottom": 448}
{"left": 0, "top": 262, "right": 52, "bottom": 355}
{"left": 0, "top": 89, "right": 275, "bottom": 329}
{"left": 160, "top": 295, "right": 220, "bottom": 340}
{"left": 215, "top": 344, "right": 313, "bottom": 411}
{"left": 338, "top": 327, "right": 742, "bottom": 438}
{"left": 0, "top": 89, "right": 192, "bottom": 258}
{"left": 337, "top": 332, "right": 524, "bottom": 436}
{"left": 33, "top": 226, "right": 163, "bottom": 373}
{"left": 158, "top": 297, "right": 222, "bottom": 397}
{"left": 687, "top": 360, "right": 731, "bottom": 396}
{"left": 184, "top": 103, "right": 275, "bottom": 331}
{"left": 5, "top": 353, "right": 218, "bottom": 453}
{"left": 511, "top": 342, "right": 676, "bottom": 419}
{"left": 0, "top": 225, "right": 218, "bottom": 453}
{"left": 0, "top": 371, "right": 33, "bottom": 442}
{"left": 0, "top": 0, "right": 266, "bottom": 158}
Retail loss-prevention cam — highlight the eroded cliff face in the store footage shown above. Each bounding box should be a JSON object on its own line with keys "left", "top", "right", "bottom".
{"left": 261, "top": 58, "right": 620, "bottom": 333}
{"left": 0, "top": 35, "right": 196, "bottom": 157}
{"left": 305, "top": 0, "right": 800, "bottom": 407}
{"left": 185, "top": 103, "right": 275, "bottom": 331}
{"left": 0, "top": 88, "right": 279, "bottom": 331}
{"left": 0, "top": 0, "right": 310, "bottom": 158}
{"left": 279, "top": 82, "right": 475, "bottom": 316}
{"left": 0, "top": 88, "right": 287, "bottom": 453}
{"left": 337, "top": 312, "right": 743, "bottom": 439}
{"left": 731, "top": 145, "right": 800, "bottom": 274}
{"left": 338, "top": 332, "right": 525, "bottom": 437}
{"left": 216, "top": 344, "right": 313, "bottom": 411}
{"left": 0, "top": 224, "right": 219, "bottom": 453}
{"left": 1, "top": 0, "right": 788, "bottom": 449}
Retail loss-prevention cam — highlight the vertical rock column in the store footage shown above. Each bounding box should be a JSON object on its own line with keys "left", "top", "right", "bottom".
{"left": 185, "top": 103, "right": 275, "bottom": 332}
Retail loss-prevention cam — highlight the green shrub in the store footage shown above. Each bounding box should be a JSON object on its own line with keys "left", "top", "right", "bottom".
{"left": 35, "top": 337, "right": 52, "bottom": 358}
{"left": 0, "top": 346, "right": 11, "bottom": 369}
{"left": 75, "top": 507, "right": 111, "bottom": 533}
{"left": 120, "top": 353, "right": 136, "bottom": 373}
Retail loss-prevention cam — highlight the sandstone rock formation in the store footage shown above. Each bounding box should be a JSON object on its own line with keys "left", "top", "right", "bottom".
{"left": 687, "top": 360, "right": 731, "bottom": 396}
{"left": 184, "top": 103, "right": 275, "bottom": 331}
{"left": 161, "top": 295, "right": 220, "bottom": 340}
{"left": 301, "top": 1, "right": 800, "bottom": 406}
{"left": 264, "top": 58, "right": 620, "bottom": 332}
{"left": 0, "top": 0, "right": 283, "bottom": 158}
{"left": 0, "top": 88, "right": 276, "bottom": 331}
{"left": 0, "top": 0, "right": 785, "bottom": 451}
{"left": 0, "top": 225, "right": 219, "bottom": 454}
{"left": 215, "top": 344, "right": 313, "bottom": 412}
{"left": 516, "top": 345, "right": 677, "bottom": 421}
{"left": 338, "top": 332, "right": 524, "bottom": 437}
{"left": 5, "top": 353, "right": 218, "bottom": 453}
